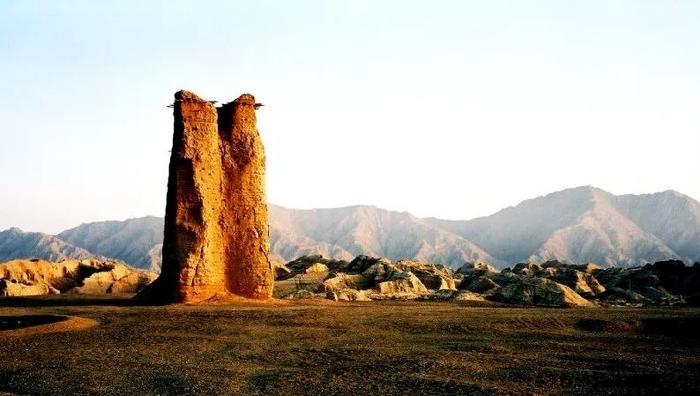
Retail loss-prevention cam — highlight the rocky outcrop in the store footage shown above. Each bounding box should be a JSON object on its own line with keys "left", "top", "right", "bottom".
{"left": 547, "top": 269, "right": 605, "bottom": 298}
{"left": 109, "top": 271, "right": 159, "bottom": 294}
{"left": 0, "top": 259, "right": 156, "bottom": 297}
{"left": 395, "top": 259, "right": 456, "bottom": 290}
{"left": 275, "top": 255, "right": 602, "bottom": 307}
{"left": 367, "top": 263, "right": 428, "bottom": 298}
{"left": 459, "top": 275, "right": 499, "bottom": 294}
{"left": 275, "top": 255, "right": 440, "bottom": 300}
{"left": 492, "top": 259, "right": 700, "bottom": 306}
{"left": 138, "top": 91, "right": 272, "bottom": 304}
{"left": 490, "top": 276, "right": 594, "bottom": 307}
{"left": 70, "top": 263, "right": 157, "bottom": 294}
{"left": 275, "top": 255, "right": 598, "bottom": 306}
{"left": 593, "top": 260, "right": 700, "bottom": 305}
{"left": 455, "top": 261, "right": 498, "bottom": 275}
{"left": 275, "top": 254, "right": 598, "bottom": 306}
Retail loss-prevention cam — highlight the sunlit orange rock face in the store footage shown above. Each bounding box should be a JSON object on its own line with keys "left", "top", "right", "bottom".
{"left": 137, "top": 90, "right": 273, "bottom": 303}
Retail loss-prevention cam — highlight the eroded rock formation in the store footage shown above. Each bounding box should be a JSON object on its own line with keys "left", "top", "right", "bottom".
{"left": 0, "top": 259, "right": 156, "bottom": 297}
{"left": 137, "top": 90, "right": 272, "bottom": 303}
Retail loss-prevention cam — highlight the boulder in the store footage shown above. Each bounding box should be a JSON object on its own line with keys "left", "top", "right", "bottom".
{"left": 638, "top": 286, "right": 675, "bottom": 303}
{"left": 326, "top": 288, "right": 370, "bottom": 302}
{"left": 346, "top": 256, "right": 393, "bottom": 273}
{"left": 420, "top": 289, "right": 460, "bottom": 301}
{"left": 272, "top": 261, "right": 292, "bottom": 280}
{"left": 374, "top": 272, "right": 428, "bottom": 295}
{"left": 109, "top": 271, "right": 159, "bottom": 294}
{"left": 285, "top": 255, "right": 348, "bottom": 274}
{"left": 455, "top": 261, "right": 498, "bottom": 275}
{"left": 576, "top": 263, "right": 602, "bottom": 274}
{"left": 71, "top": 263, "right": 133, "bottom": 294}
{"left": 598, "top": 287, "right": 649, "bottom": 306}
{"left": 273, "top": 272, "right": 326, "bottom": 298}
{"left": 305, "top": 263, "right": 329, "bottom": 274}
{"left": 541, "top": 260, "right": 568, "bottom": 270}
{"left": 652, "top": 260, "right": 687, "bottom": 271}
{"left": 548, "top": 269, "right": 605, "bottom": 298}
{"left": 459, "top": 275, "right": 500, "bottom": 294}
{"left": 490, "top": 276, "right": 594, "bottom": 307}
{"left": 0, "top": 279, "right": 59, "bottom": 297}
{"left": 395, "top": 259, "right": 456, "bottom": 290}
{"left": 455, "top": 291, "right": 487, "bottom": 302}
{"left": 322, "top": 273, "right": 365, "bottom": 292}
{"left": 511, "top": 262, "right": 543, "bottom": 275}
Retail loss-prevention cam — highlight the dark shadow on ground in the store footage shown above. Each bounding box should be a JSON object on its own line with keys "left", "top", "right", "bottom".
{"left": 0, "top": 314, "right": 68, "bottom": 330}
{"left": 0, "top": 294, "right": 137, "bottom": 307}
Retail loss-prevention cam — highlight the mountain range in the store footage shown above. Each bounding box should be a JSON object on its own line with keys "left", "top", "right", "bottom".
{"left": 1, "top": 186, "right": 698, "bottom": 270}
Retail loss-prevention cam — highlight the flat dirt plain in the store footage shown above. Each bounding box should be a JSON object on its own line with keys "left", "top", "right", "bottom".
{"left": 0, "top": 297, "right": 698, "bottom": 396}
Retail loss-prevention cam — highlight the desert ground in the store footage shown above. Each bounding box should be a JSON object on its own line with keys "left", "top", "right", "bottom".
{"left": 0, "top": 297, "right": 699, "bottom": 396}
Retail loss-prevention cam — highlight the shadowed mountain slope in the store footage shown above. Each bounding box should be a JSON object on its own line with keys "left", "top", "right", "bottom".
{"left": 269, "top": 205, "right": 495, "bottom": 267}
{"left": 58, "top": 216, "right": 163, "bottom": 272}
{"left": 426, "top": 186, "right": 699, "bottom": 267}
{"left": 2, "top": 187, "right": 698, "bottom": 269}
{"left": 0, "top": 228, "right": 94, "bottom": 263}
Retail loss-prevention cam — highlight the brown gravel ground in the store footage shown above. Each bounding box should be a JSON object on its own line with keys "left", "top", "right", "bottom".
{"left": 0, "top": 295, "right": 698, "bottom": 396}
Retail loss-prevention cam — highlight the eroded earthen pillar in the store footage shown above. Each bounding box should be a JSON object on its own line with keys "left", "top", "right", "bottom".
{"left": 137, "top": 90, "right": 272, "bottom": 303}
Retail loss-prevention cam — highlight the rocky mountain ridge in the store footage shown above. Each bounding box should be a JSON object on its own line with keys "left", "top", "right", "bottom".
{"left": 57, "top": 216, "right": 163, "bottom": 271}
{"left": 1, "top": 186, "right": 698, "bottom": 269}
{"left": 0, "top": 227, "right": 94, "bottom": 263}
{"left": 426, "top": 187, "right": 700, "bottom": 267}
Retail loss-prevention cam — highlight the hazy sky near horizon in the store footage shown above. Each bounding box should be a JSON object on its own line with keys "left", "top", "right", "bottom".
{"left": 1, "top": 0, "right": 699, "bottom": 234}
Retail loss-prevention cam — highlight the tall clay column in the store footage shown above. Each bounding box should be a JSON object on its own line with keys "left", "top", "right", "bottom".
{"left": 137, "top": 90, "right": 273, "bottom": 304}
{"left": 218, "top": 94, "right": 274, "bottom": 299}
{"left": 139, "top": 90, "right": 225, "bottom": 303}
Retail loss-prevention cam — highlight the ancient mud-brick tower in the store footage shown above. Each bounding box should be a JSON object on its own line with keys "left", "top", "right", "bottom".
{"left": 137, "top": 90, "right": 273, "bottom": 303}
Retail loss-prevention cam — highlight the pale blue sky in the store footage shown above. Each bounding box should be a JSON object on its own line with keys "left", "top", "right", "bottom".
{"left": 1, "top": 0, "right": 699, "bottom": 233}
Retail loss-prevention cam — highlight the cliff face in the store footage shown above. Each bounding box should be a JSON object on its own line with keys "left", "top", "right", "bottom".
{"left": 138, "top": 90, "right": 272, "bottom": 303}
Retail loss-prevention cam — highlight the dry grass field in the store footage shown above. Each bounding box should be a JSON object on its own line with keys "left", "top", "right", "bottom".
{"left": 0, "top": 297, "right": 699, "bottom": 395}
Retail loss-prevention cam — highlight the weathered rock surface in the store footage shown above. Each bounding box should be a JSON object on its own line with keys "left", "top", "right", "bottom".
{"left": 490, "top": 276, "right": 594, "bottom": 307}
{"left": 275, "top": 254, "right": 593, "bottom": 305}
{"left": 138, "top": 91, "right": 272, "bottom": 303}
{"left": 593, "top": 260, "right": 700, "bottom": 305}
{"left": 459, "top": 275, "right": 500, "bottom": 294}
{"left": 395, "top": 259, "right": 456, "bottom": 290}
{"left": 70, "top": 263, "right": 157, "bottom": 294}
{"left": 494, "top": 258, "right": 700, "bottom": 306}
{"left": 454, "top": 290, "right": 487, "bottom": 302}
{"left": 455, "top": 261, "right": 498, "bottom": 275}
{"left": 323, "top": 273, "right": 366, "bottom": 291}
{"left": 326, "top": 288, "right": 370, "bottom": 301}
{"left": 276, "top": 255, "right": 598, "bottom": 306}
{"left": 0, "top": 259, "right": 156, "bottom": 296}
{"left": 274, "top": 255, "right": 441, "bottom": 300}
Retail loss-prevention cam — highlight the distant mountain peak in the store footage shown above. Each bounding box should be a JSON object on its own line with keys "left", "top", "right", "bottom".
{"left": 2, "top": 187, "right": 698, "bottom": 270}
